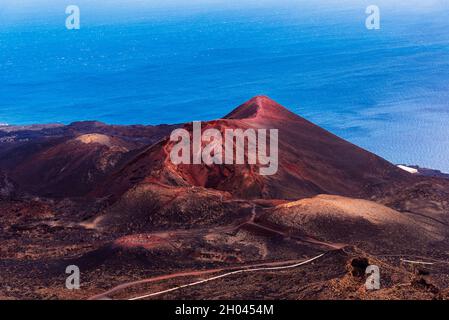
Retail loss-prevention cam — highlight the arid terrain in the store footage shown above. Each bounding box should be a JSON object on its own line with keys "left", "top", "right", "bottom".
{"left": 1, "top": 96, "right": 449, "bottom": 300}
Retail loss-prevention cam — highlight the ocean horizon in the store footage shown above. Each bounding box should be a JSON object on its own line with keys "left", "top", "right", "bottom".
{"left": 1, "top": 0, "right": 449, "bottom": 171}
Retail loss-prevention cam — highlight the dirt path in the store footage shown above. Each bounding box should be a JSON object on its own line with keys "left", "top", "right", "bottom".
{"left": 89, "top": 254, "right": 326, "bottom": 300}
{"left": 89, "top": 204, "right": 345, "bottom": 300}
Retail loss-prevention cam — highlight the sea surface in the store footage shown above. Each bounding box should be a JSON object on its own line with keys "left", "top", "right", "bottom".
{"left": 1, "top": 0, "right": 449, "bottom": 171}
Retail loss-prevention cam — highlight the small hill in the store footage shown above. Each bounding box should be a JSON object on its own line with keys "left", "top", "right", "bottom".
{"left": 260, "top": 194, "right": 445, "bottom": 252}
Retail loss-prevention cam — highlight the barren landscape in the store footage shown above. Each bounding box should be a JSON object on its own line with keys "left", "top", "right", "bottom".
{"left": 1, "top": 97, "right": 449, "bottom": 300}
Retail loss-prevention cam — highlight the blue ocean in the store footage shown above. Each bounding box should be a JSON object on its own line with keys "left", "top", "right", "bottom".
{"left": 1, "top": 0, "right": 449, "bottom": 171}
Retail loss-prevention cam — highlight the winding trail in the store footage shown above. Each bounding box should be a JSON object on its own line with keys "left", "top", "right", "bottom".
{"left": 127, "top": 253, "right": 325, "bottom": 301}
{"left": 89, "top": 255, "right": 325, "bottom": 300}
{"left": 88, "top": 204, "right": 342, "bottom": 300}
